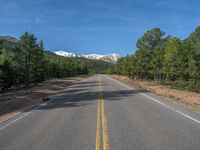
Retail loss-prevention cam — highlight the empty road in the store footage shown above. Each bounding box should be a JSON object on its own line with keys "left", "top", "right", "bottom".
{"left": 0, "top": 75, "right": 200, "bottom": 150}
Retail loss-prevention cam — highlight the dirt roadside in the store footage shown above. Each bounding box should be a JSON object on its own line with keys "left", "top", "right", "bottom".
{"left": 0, "top": 75, "right": 89, "bottom": 123}
{"left": 109, "top": 75, "right": 200, "bottom": 114}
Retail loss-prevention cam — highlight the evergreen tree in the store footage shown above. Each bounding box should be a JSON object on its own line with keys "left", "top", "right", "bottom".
{"left": 19, "top": 32, "right": 41, "bottom": 88}
{"left": 0, "top": 60, "right": 15, "bottom": 91}
{"left": 136, "top": 28, "right": 168, "bottom": 79}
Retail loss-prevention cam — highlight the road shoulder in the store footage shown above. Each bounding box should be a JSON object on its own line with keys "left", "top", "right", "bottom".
{"left": 108, "top": 75, "right": 200, "bottom": 115}
{"left": 0, "top": 75, "right": 90, "bottom": 124}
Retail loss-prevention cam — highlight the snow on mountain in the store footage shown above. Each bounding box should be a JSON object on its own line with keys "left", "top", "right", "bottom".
{"left": 102, "top": 53, "right": 121, "bottom": 62}
{"left": 54, "top": 50, "right": 121, "bottom": 63}
{"left": 55, "top": 51, "right": 78, "bottom": 57}
{"left": 81, "top": 54, "right": 103, "bottom": 60}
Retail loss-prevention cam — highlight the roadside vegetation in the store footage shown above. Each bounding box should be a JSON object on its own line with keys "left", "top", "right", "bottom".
{"left": 0, "top": 32, "right": 113, "bottom": 93}
{"left": 108, "top": 26, "right": 200, "bottom": 92}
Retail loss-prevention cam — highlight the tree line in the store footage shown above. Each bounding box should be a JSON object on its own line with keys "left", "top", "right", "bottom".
{"left": 109, "top": 27, "right": 200, "bottom": 92}
{"left": 0, "top": 32, "right": 113, "bottom": 92}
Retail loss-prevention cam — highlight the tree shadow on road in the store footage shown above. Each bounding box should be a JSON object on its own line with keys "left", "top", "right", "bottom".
{"left": 36, "top": 81, "right": 146, "bottom": 111}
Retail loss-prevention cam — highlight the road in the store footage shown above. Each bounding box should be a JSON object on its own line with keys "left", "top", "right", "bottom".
{"left": 0, "top": 75, "right": 200, "bottom": 150}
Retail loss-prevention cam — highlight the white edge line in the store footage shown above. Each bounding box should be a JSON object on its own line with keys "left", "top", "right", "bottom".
{"left": 0, "top": 99, "right": 54, "bottom": 130}
{"left": 105, "top": 75, "right": 200, "bottom": 125}
{"left": 0, "top": 76, "right": 93, "bottom": 130}
{"left": 0, "top": 106, "right": 39, "bottom": 130}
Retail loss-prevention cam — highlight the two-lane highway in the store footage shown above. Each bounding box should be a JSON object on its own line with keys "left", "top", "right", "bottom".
{"left": 0, "top": 75, "right": 200, "bottom": 150}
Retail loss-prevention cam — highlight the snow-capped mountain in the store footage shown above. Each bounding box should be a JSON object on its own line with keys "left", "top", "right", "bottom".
{"left": 81, "top": 54, "right": 104, "bottom": 60}
{"left": 101, "top": 53, "right": 120, "bottom": 62}
{"left": 55, "top": 51, "right": 78, "bottom": 57}
{"left": 54, "top": 50, "right": 120, "bottom": 63}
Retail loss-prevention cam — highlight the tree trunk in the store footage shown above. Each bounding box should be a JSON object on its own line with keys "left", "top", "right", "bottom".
{"left": 25, "top": 53, "right": 29, "bottom": 89}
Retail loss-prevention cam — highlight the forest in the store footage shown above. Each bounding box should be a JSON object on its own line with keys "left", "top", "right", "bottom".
{"left": 0, "top": 32, "right": 114, "bottom": 92}
{"left": 109, "top": 26, "right": 200, "bottom": 92}
{"left": 2, "top": 26, "right": 200, "bottom": 93}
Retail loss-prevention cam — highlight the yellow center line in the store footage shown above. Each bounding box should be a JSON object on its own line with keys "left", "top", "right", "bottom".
{"left": 101, "top": 90, "right": 110, "bottom": 150}
{"left": 95, "top": 77, "right": 110, "bottom": 150}
{"left": 95, "top": 85, "right": 101, "bottom": 150}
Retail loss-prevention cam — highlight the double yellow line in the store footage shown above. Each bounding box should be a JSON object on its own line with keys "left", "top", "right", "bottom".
{"left": 95, "top": 80, "right": 110, "bottom": 150}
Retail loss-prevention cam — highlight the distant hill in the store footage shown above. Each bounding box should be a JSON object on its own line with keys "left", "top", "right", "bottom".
{"left": 0, "top": 36, "right": 120, "bottom": 63}
{"left": 0, "top": 36, "right": 19, "bottom": 43}
{"left": 55, "top": 50, "right": 121, "bottom": 63}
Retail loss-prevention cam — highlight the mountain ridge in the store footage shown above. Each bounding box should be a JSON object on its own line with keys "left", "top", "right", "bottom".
{"left": 55, "top": 50, "right": 120, "bottom": 63}
{"left": 0, "top": 35, "right": 120, "bottom": 63}
{"left": 0, "top": 36, "right": 19, "bottom": 43}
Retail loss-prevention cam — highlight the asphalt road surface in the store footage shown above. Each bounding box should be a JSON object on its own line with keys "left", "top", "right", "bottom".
{"left": 0, "top": 75, "right": 200, "bottom": 150}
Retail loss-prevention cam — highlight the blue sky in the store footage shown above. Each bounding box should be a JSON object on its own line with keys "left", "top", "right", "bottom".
{"left": 0, "top": 0, "right": 200, "bottom": 56}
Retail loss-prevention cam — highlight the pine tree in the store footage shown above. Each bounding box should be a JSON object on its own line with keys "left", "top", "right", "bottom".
{"left": 136, "top": 28, "right": 167, "bottom": 79}
{"left": 19, "top": 32, "right": 39, "bottom": 88}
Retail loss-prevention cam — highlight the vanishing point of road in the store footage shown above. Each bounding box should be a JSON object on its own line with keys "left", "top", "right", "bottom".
{"left": 0, "top": 75, "right": 200, "bottom": 150}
